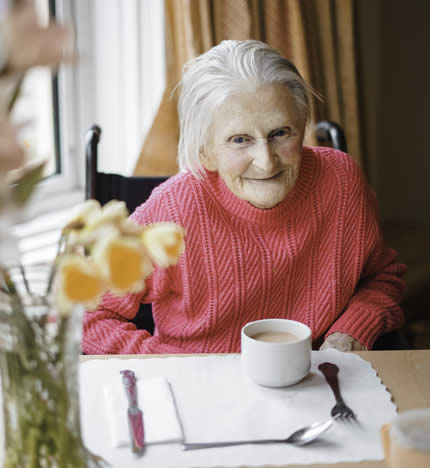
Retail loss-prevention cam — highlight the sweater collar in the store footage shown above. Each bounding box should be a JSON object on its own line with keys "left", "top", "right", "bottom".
{"left": 202, "top": 146, "right": 315, "bottom": 225}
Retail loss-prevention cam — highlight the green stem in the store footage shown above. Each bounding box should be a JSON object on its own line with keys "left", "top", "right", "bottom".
{"left": 7, "top": 73, "right": 24, "bottom": 115}
{"left": 0, "top": 276, "right": 109, "bottom": 467}
{"left": 46, "top": 233, "right": 65, "bottom": 297}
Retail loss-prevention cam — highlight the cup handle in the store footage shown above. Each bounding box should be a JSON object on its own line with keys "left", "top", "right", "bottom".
{"left": 380, "top": 423, "right": 391, "bottom": 464}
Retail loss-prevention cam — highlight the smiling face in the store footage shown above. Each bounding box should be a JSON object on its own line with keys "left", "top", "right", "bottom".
{"left": 201, "top": 85, "right": 306, "bottom": 209}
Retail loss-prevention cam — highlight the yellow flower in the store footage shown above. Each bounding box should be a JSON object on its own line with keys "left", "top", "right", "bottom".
{"left": 87, "top": 200, "right": 128, "bottom": 232}
{"left": 141, "top": 223, "right": 185, "bottom": 268}
{"left": 65, "top": 200, "right": 129, "bottom": 246}
{"left": 64, "top": 199, "right": 101, "bottom": 235}
{"left": 57, "top": 254, "right": 105, "bottom": 312}
{"left": 70, "top": 199, "right": 101, "bottom": 224}
{"left": 119, "top": 218, "right": 142, "bottom": 236}
{"left": 92, "top": 229, "right": 153, "bottom": 294}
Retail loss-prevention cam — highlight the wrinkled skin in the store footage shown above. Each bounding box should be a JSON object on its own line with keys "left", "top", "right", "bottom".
{"left": 202, "top": 85, "right": 306, "bottom": 209}
{"left": 320, "top": 332, "right": 367, "bottom": 352}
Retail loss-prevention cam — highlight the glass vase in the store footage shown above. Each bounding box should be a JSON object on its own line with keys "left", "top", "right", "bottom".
{"left": 0, "top": 263, "right": 107, "bottom": 468}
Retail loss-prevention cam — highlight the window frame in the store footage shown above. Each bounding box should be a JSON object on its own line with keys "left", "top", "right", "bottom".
{"left": 21, "top": 0, "right": 166, "bottom": 220}
{"left": 21, "top": 0, "right": 84, "bottom": 219}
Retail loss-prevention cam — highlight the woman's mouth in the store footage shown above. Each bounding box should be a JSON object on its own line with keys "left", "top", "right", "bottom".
{"left": 245, "top": 171, "right": 283, "bottom": 181}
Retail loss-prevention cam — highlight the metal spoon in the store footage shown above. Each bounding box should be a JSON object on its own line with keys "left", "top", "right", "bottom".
{"left": 182, "top": 419, "right": 334, "bottom": 451}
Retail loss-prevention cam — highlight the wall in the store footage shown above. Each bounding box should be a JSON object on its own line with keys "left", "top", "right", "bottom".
{"left": 357, "top": 0, "right": 430, "bottom": 225}
{"left": 357, "top": 0, "right": 430, "bottom": 347}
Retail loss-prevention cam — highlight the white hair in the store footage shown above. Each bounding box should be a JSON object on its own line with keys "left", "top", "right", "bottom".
{"left": 177, "top": 40, "right": 316, "bottom": 178}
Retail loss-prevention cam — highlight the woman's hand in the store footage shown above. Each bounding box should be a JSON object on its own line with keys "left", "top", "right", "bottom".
{"left": 320, "top": 332, "right": 367, "bottom": 352}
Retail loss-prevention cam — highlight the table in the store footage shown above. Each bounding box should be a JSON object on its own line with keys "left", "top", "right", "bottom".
{"left": 82, "top": 350, "right": 430, "bottom": 468}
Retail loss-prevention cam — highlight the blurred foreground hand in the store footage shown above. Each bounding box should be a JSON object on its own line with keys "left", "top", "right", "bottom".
{"left": 0, "top": 0, "right": 75, "bottom": 175}
{"left": 1, "top": 0, "right": 74, "bottom": 76}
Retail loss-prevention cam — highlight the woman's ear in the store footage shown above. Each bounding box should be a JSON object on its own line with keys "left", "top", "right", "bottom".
{"left": 200, "top": 146, "right": 217, "bottom": 171}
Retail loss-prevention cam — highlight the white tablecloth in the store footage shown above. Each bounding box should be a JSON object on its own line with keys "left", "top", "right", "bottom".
{"left": 79, "top": 349, "right": 397, "bottom": 467}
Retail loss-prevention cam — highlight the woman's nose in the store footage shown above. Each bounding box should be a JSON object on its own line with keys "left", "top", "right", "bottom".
{"left": 252, "top": 140, "right": 278, "bottom": 172}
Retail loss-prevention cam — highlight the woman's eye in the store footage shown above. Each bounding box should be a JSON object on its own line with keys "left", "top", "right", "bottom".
{"left": 270, "top": 128, "right": 290, "bottom": 139}
{"left": 231, "top": 136, "right": 248, "bottom": 144}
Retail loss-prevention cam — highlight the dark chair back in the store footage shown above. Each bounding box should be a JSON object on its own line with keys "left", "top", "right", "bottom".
{"left": 315, "top": 120, "right": 348, "bottom": 153}
{"left": 86, "top": 125, "right": 168, "bottom": 214}
{"left": 85, "top": 125, "right": 169, "bottom": 334}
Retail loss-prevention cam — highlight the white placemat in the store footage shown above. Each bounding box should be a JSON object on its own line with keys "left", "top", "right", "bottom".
{"left": 80, "top": 350, "right": 397, "bottom": 467}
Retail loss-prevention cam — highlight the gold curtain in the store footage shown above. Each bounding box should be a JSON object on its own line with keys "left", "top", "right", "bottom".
{"left": 134, "top": 0, "right": 363, "bottom": 176}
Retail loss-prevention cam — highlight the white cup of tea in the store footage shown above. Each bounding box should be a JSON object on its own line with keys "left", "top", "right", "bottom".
{"left": 241, "top": 319, "right": 312, "bottom": 387}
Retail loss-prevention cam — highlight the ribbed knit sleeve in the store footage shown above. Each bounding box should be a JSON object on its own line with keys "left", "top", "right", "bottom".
{"left": 82, "top": 176, "right": 188, "bottom": 355}
{"left": 82, "top": 270, "right": 189, "bottom": 354}
{"left": 82, "top": 290, "right": 188, "bottom": 354}
{"left": 324, "top": 155, "right": 407, "bottom": 348}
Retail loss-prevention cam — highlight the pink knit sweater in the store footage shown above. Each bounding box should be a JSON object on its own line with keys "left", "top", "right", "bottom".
{"left": 82, "top": 146, "right": 407, "bottom": 354}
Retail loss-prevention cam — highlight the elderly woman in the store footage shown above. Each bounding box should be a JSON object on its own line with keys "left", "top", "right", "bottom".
{"left": 83, "top": 40, "right": 406, "bottom": 355}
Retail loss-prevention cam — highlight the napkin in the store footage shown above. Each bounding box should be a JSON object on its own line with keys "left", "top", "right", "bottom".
{"left": 103, "top": 376, "right": 183, "bottom": 447}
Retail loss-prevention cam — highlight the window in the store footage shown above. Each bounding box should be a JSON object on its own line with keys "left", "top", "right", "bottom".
{"left": 14, "top": 66, "right": 59, "bottom": 178}
{"left": 13, "top": 0, "right": 166, "bottom": 263}
{"left": 12, "top": 0, "right": 59, "bottom": 179}
{"left": 13, "top": 0, "right": 166, "bottom": 219}
{"left": 71, "top": 0, "right": 166, "bottom": 176}
{"left": 12, "top": 0, "right": 82, "bottom": 220}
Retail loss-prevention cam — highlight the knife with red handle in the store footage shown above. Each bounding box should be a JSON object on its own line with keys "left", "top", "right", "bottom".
{"left": 120, "top": 369, "right": 145, "bottom": 454}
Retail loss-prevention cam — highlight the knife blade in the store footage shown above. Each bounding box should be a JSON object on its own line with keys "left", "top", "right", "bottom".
{"left": 120, "top": 369, "right": 145, "bottom": 454}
